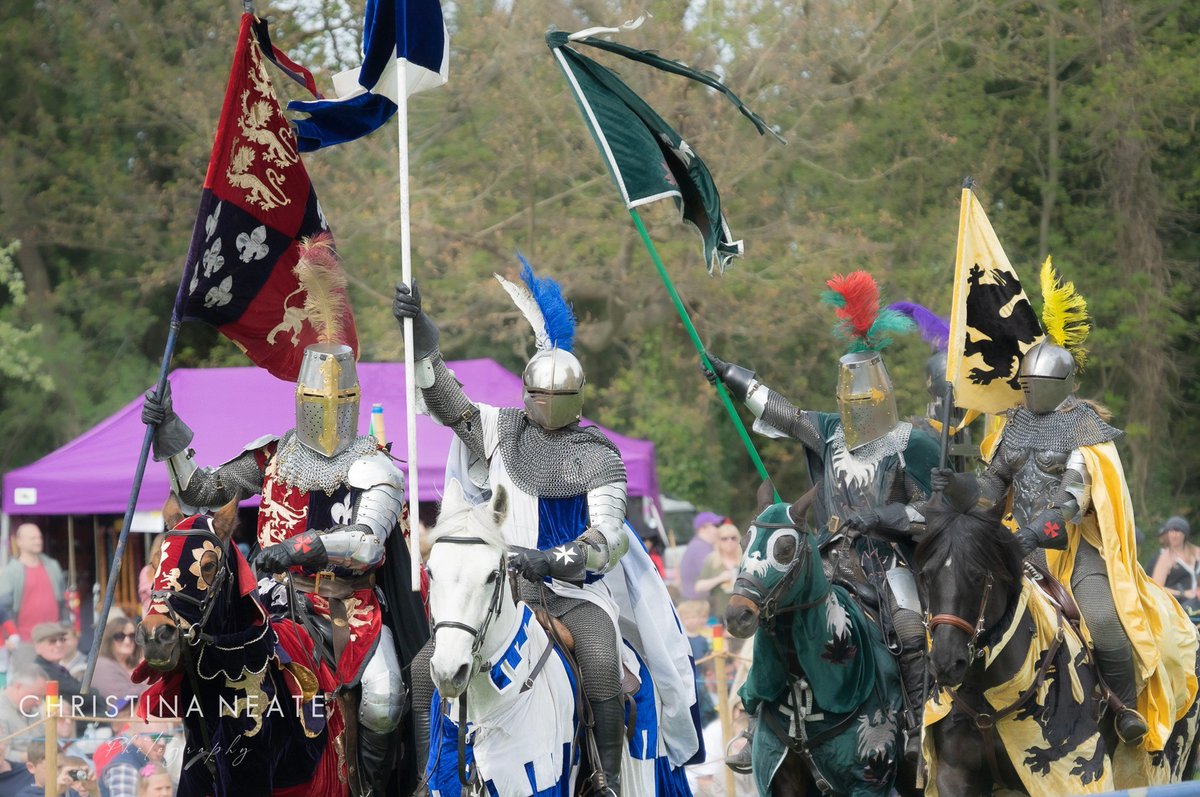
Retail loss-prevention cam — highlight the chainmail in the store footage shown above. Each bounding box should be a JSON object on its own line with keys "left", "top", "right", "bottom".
{"left": 760, "top": 389, "right": 822, "bottom": 448}
{"left": 1000, "top": 402, "right": 1121, "bottom": 453}
{"left": 180, "top": 449, "right": 267, "bottom": 509}
{"left": 496, "top": 408, "right": 626, "bottom": 498}
{"left": 829, "top": 422, "right": 913, "bottom": 467}
{"left": 271, "top": 429, "right": 381, "bottom": 495}
{"left": 1070, "top": 541, "right": 1129, "bottom": 653}
{"left": 516, "top": 583, "right": 622, "bottom": 700}
{"left": 422, "top": 355, "right": 486, "bottom": 461}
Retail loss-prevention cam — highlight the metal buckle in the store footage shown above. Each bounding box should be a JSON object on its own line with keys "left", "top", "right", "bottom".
{"left": 313, "top": 569, "right": 335, "bottom": 594}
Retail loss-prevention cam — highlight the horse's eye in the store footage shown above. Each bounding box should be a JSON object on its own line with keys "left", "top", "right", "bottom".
{"left": 485, "top": 571, "right": 497, "bottom": 585}
{"left": 772, "top": 533, "right": 798, "bottom": 565}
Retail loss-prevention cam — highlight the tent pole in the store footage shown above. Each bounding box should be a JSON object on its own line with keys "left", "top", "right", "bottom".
{"left": 0, "top": 513, "right": 8, "bottom": 567}
{"left": 82, "top": 320, "right": 179, "bottom": 694}
{"left": 67, "top": 516, "right": 76, "bottom": 589}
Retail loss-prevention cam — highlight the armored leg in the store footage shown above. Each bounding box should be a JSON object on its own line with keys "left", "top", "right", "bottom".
{"left": 560, "top": 601, "right": 625, "bottom": 796}
{"left": 408, "top": 641, "right": 435, "bottom": 796}
{"left": 357, "top": 627, "right": 405, "bottom": 796}
{"left": 1071, "top": 542, "right": 1146, "bottom": 745}
{"left": 886, "top": 565, "right": 926, "bottom": 763}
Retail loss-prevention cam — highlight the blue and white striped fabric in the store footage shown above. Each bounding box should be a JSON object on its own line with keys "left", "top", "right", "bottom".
{"left": 621, "top": 644, "right": 696, "bottom": 797}
{"left": 427, "top": 604, "right": 579, "bottom": 797}
{"left": 289, "top": 0, "right": 448, "bottom": 151}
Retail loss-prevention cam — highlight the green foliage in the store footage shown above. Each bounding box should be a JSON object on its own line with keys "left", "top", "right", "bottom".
{"left": 0, "top": 240, "right": 53, "bottom": 392}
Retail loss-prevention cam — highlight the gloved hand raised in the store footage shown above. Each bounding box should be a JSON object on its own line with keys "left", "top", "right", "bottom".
{"left": 929, "top": 467, "right": 956, "bottom": 494}
{"left": 392, "top": 281, "right": 440, "bottom": 360}
{"left": 141, "top": 381, "right": 194, "bottom": 462}
{"left": 701, "top": 352, "right": 756, "bottom": 402}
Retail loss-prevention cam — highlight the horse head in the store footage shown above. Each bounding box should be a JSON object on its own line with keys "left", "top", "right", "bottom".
{"left": 725, "top": 487, "right": 818, "bottom": 638}
{"left": 427, "top": 479, "right": 514, "bottom": 698}
{"left": 137, "top": 494, "right": 240, "bottom": 672}
{"left": 914, "top": 499, "right": 1024, "bottom": 688}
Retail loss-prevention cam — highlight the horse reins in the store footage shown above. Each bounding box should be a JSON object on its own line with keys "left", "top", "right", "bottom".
{"left": 926, "top": 564, "right": 1068, "bottom": 788}
{"left": 927, "top": 571, "right": 993, "bottom": 663}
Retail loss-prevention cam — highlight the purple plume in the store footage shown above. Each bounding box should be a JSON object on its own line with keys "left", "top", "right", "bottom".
{"left": 887, "top": 301, "right": 949, "bottom": 351}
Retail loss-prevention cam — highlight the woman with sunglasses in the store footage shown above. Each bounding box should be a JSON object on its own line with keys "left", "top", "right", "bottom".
{"left": 694, "top": 522, "right": 744, "bottom": 620}
{"left": 90, "top": 618, "right": 144, "bottom": 709}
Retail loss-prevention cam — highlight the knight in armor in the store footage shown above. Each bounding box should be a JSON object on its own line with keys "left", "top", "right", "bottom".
{"left": 140, "top": 242, "right": 411, "bottom": 797}
{"left": 393, "top": 262, "right": 631, "bottom": 796}
{"left": 933, "top": 259, "right": 1199, "bottom": 750}
{"left": 705, "top": 272, "right": 938, "bottom": 764}
{"left": 888, "top": 300, "right": 978, "bottom": 471}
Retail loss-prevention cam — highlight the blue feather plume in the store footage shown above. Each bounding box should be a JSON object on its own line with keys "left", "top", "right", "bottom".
{"left": 886, "top": 301, "right": 949, "bottom": 352}
{"left": 517, "top": 253, "right": 576, "bottom": 352}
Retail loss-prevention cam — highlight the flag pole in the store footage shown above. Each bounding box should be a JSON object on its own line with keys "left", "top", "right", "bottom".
{"left": 82, "top": 320, "right": 180, "bottom": 693}
{"left": 396, "top": 64, "right": 421, "bottom": 589}
{"left": 629, "top": 209, "right": 779, "bottom": 501}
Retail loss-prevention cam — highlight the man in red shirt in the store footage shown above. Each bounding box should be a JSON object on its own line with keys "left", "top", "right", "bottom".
{"left": 0, "top": 524, "right": 67, "bottom": 646}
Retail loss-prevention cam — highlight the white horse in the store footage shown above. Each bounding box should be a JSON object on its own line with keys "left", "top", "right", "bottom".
{"left": 426, "top": 479, "right": 698, "bottom": 797}
{"left": 425, "top": 480, "right": 580, "bottom": 797}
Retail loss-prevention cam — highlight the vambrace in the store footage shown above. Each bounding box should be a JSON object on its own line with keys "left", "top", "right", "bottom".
{"left": 1060, "top": 450, "right": 1092, "bottom": 522}
{"left": 416, "top": 353, "right": 485, "bottom": 461}
{"left": 585, "top": 481, "right": 629, "bottom": 573}
{"left": 977, "top": 446, "right": 1015, "bottom": 511}
{"left": 172, "top": 449, "right": 265, "bottom": 509}
{"left": 359, "top": 627, "right": 404, "bottom": 732}
{"left": 320, "top": 525, "right": 385, "bottom": 571}
{"left": 758, "top": 388, "right": 822, "bottom": 449}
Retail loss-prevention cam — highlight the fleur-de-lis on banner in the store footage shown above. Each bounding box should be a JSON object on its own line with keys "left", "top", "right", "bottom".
{"left": 202, "top": 239, "right": 225, "bottom": 277}
{"left": 236, "top": 225, "right": 269, "bottom": 263}
{"left": 204, "top": 276, "right": 234, "bottom": 308}
{"left": 205, "top": 201, "right": 222, "bottom": 240}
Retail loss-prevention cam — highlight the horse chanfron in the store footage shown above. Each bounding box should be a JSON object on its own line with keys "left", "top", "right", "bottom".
{"left": 137, "top": 495, "right": 239, "bottom": 673}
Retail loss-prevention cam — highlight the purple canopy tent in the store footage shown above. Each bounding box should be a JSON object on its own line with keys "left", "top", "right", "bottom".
{"left": 2, "top": 358, "right": 659, "bottom": 519}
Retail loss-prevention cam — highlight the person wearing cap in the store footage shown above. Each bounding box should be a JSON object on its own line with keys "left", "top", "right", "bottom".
{"left": 1152, "top": 516, "right": 1200, "bottom": 615}
{"left": 29, "top": 623, "right": 108, "bottom": 718}
{"left": 678, "top": 512, "right": 724, "bottom": 601}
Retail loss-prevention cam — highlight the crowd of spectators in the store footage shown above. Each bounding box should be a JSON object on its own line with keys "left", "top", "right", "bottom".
{"left": 0, "top": 523, "right": 181, "bottom": 797}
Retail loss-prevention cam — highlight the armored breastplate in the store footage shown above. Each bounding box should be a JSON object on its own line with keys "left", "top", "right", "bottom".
{"left": 1005, "top": 446, "right": 1071, "bottom": 529}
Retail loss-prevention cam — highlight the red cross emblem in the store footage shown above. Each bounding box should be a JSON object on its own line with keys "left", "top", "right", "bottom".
{"left": 1042, "top": 520, "right": 1062, "bottom": 538}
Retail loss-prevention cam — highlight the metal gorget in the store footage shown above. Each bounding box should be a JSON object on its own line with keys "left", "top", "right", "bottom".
{"left": 271, "top": 429, "right": 380, "bottom": 495}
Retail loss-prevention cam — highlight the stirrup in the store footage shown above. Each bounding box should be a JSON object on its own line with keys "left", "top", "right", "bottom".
{"left": 724, "top": 729, "right": 753, "bottom": 774}
{"left": 1115, "top": 706, "right": 1148, "bottom": 746}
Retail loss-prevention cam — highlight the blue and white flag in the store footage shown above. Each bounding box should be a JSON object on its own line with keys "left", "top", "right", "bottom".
{"left": 289, "top": 0, "right": 448, "bottom": 152}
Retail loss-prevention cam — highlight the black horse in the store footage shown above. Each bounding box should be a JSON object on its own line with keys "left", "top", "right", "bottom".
{"left": 914, "top": 501, "right": 1199, "bottom": 795}
{"left": 136, "top": 497, "right": 347, "bottom": 797}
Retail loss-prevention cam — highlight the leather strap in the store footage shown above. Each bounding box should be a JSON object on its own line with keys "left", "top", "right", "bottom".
{"left": 951, "top": 628, "right": 1064, "bottom": 786}
{"left": 284, "top": 571, "right": 375, "bottom": 599}
{"left": 282, "top": 571, "right": 375, "bottom": 664}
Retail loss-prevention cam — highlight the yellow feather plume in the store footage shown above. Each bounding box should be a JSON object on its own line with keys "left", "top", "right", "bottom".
{"left": 1039, "top": 256, "right": 1089, "bottom": 367}
{"left": 294, "top": 233, "right": 348, "bottom": 345}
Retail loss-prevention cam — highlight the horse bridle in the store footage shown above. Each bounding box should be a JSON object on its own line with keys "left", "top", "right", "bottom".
{"left": 150, "top": 524, "right": 232, "bottom": 646}
{"left": 428, "top": 535, "right": 509, "bottom": 789}
{"left": 926, "top": 571, "right": 994, "bottom": 663}
{"left": 429, "top": 535, "right": 508, "bottom": 675}
{"left": 732, "top": 520, "right": 815, "bottom": 627}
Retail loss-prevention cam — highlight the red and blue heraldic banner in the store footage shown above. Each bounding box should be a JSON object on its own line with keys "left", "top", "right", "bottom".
{"left": 173, "top": 14, "right": 358, "bottom": 382}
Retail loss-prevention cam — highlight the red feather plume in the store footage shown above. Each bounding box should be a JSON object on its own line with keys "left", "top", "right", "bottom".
{"left": 826, "top": 271, "right": 880, "bottom": 341}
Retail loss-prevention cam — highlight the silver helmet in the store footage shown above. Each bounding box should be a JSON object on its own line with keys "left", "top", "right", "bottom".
{"left": 523, "top": 348, "right": 585, "bottom": 430}
{"left": 295, "top": 343, "right": 361, "bottom": 456}
{"left": 1018, "top": 340, "right": 1075, "bottom": 414}
{"left": 836, "top": 350, "right": 899, "bottom": 451}
{"left": 925, "top": 350, "right": 951, "bottom": 418}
